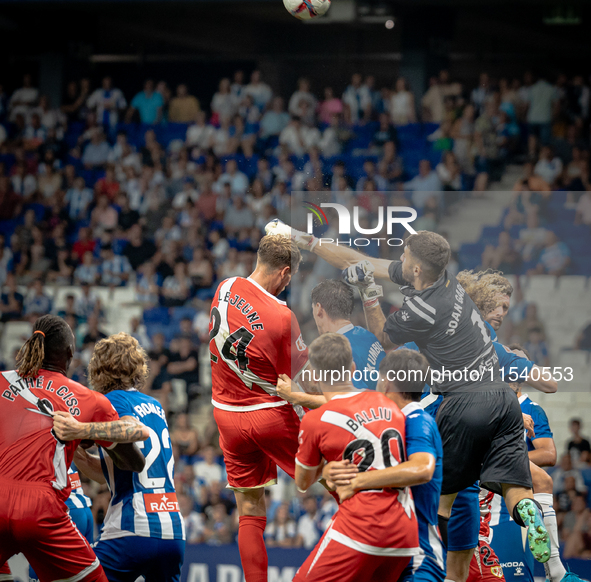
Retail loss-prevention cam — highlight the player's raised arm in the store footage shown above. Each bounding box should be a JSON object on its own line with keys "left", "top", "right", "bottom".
{"left": 265, "top": 219, "right": 394, "bottom": 279}
{"left": 314, "top": 242, "right": 393, "bottom": 279}
{"left": 505, "top": 346, "right": 558, "bottom": 393}
{"left": 343, "top": 259, "right": 399, "bottom": 350}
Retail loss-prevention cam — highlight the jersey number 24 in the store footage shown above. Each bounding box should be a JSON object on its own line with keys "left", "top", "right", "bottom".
{"left": 209, "top": 306, "right": 254, "bottom": 372}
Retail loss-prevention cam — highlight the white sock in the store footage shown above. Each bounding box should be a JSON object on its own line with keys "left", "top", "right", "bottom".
{"left": 534, "top": 492, "right": 566, "bottom": 581}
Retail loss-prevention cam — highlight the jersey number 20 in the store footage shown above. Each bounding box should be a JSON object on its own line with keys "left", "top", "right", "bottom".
{"left": 344, "top": 428, "right": 406, "bottom": 472}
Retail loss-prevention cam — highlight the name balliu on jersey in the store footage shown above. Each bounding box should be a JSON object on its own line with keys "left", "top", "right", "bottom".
{"left": 98, "top": 389, "right": 185, "bottom": 541}
{"left": 296, "top": 391, "right": 420, "bottom": 555}
{"left": 384, "top": 262, "right": 502, "bottom": 395}
{"left": 210, "top": 277, "right": 308, "bottom": 411}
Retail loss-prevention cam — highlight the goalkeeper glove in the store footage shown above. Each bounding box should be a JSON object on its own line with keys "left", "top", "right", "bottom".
{"left": 342, "top": 259, "right": 383, "bottom": 307}
{"left": 264, "top": 219, "right": 319, "bottom": 251}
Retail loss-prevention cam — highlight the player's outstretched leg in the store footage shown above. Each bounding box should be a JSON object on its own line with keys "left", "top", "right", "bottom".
{"left": 513, "top": 497, "right": 550, "bottom": 563}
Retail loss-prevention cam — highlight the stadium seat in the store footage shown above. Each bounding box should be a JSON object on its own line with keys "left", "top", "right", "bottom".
{"left": 111, "top": 304, "right": 144, "bottom": 331}
{"left": 523, "top": 275, "right": 559, "bottom": 297}
{"left": 558, "top": 276, "right": 588, "bottom": 297}
{"left": 169, "top": 379, "right": 188, "bottom": 413}
{"left": 112, "top": 287, "right": 137, "bottom": 305}
{"left": 503, "top": 274, "right": 519, "bottom": 290}
{"left": 52, "top": 286, "right": 84, "bottom": 310}
{"left": 196, "top": 287, "right": 216, "bottom": 301}
{"left": 548, "top": 192, "right": 568, "bottom": 206}
{"left": 508, "top": 224, "right": 523, "bottom": 239}
{"left": 171, "top": 306, "right": 198, "bottom": 322}
{"left": 0, "top": 153, "right": 16, "bottom": 172}
{"left": 143, "top": 306, "right": 171, "bottom": 325}
{"left": 480, "top": 225, "right": 504, "bottom": 245}
{"left": 458, "top": 242, "right": 485, "bottom": 271}
{"left": 421, "top": 123, "right": 440, "bottom": 137}
{"left": 558, "top": 350, "right": 590, "bottom": 369}
{"left": 24, "top": 203, "right": 46, "bottom": 223}
{"left": 0, "top": 219, "right": 19, "bottom": 239}
{"left": 90, "top": 287, "right": 113, "bottom": 309}
{"left": 0, "top": 321, "right": 32, "bottom": 360}
{"left": 155, "top": 123, "right": 189, "bottom": 148}
{"left": 427, "top": 149, "right": 442, "bottom": 167}
{"left": 572, "top": 256, "right": 591, "bottom": 276}
{"left": 549, "top": 208, "right": 576, "bottom": 224}
{"left": 396, "top": 124, "right": 423, "bottom": 141}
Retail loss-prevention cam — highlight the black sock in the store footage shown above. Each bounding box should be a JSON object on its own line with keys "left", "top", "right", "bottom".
{"left": 438, "top": 514, "right": 450, "bottom": 547}
{"left": 512, "top": 498, "right": 544, "bottom": 527}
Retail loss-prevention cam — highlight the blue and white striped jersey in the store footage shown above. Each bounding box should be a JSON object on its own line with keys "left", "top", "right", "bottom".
{"left": 403, "top": 402, "right": 446, "bottom": 573}
{"left": 519, "top": 393, "right": 552, "bottom": 450}
{"left": 100, "top": 255, "right": 132, "bottom": 286}
{"left": 65, "top": 187, "right": 93, "bottom": 220}
{"left": 98, "top": 389, "right": 185, "bottom": 541}
{"left": 339, "top": 323, "right": 385, "bottom": 391}
{"left": 66, "top": 465, "right": 92, "bottom": 510}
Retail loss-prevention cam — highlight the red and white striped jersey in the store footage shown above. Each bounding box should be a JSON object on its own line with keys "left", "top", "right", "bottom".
{"left": 0, "top": 369, "right": 118, "bottom": 503}
{"left": 210, "top": 277, "right": 308, "bottom": 412}
{"left": 478, "top": 489, "right": 497, "bottom": 544}
{"left": 296, "top": 391, "right": 420, "bottom": 555}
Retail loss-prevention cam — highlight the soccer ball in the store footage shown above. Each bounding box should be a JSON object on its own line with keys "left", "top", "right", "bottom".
{"left": 283, "top": 0, "right": 331, "bottom": 21}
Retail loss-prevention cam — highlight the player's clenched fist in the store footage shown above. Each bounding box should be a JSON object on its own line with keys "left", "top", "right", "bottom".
{"left": 342, "top": 259, "right": 383, "bottom": 306}
{"left": 53, "top": 410, "right": 86, "bottom": 441}
{"left": 264, "top": 219, "right": 318, "bottom": 251}
{"left": 276, "top": 374, "right": 296, "bottom": 403}
{"left": 523, "top": 413, "right": 535, "bottom": 438}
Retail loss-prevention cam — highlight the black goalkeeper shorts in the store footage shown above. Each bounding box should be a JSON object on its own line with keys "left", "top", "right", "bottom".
{"left": 436, "top": 386, "right": 532, "bottom": 495}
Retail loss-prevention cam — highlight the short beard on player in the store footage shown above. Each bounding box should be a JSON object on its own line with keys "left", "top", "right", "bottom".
{"left": 401, "top": 261, "right": 415, "bottom": 285}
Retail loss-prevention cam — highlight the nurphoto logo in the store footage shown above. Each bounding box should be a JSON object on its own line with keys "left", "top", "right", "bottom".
{"left": 304, "top": 202, "right": 418, "bottom": 248}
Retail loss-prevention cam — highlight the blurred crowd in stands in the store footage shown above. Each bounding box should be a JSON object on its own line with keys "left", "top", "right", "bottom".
{"left": 461, "top": 192, "right": 591, "bottom": 280}
{"left": 1, "top": 67, "right": 591, "bottom": 552}
{"left": 554, "top": 418, "right": 591, "bottom": 558}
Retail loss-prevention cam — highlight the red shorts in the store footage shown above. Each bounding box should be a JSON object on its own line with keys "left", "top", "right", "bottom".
{"left": 0, "top": 562, "right": 12, "bottom": 581}
{"left": 0, "top": 480, "right": 107, "bottom": 582}
{"left": 294, "top": 527, "right": 411, "bottom": 582}
{"left": 467, "top": 541, "right": 505, "bottom": 582}
{"left": 214, "top": 404, "right": 301, "bottom": 489}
